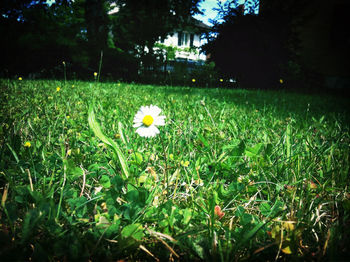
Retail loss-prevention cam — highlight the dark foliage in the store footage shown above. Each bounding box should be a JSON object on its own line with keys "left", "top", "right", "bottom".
{"left": 1, "top": 0, "right": 87, "bottom": 78}
{"left": 0, "top": 0, "right": 203, "bottom": 83}
{"left": 204, "top": 0, "right": 350, "bottom": 91}
{"left": 203, "top": 2, "right": 291, "bottom": 89}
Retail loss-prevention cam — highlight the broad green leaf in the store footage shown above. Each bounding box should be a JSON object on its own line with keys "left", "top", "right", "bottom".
{"left": 100, "top": 175, "right": 111, "bottom": 188}
{"left": 65, "top": 159, "right": 83, "bottom": 181}
{"left": 131, "top": 152, "right": 143, "bottom": 165}
{"left": 259, "top": 202, "right": 271, "bottom": 217}
{"left": 88, "top": 106, "right": 129, "bottom": 179}
{"left": 105, "top": 221, "right": 121, "bottom": 238}
{"left": 121, "top": 223, "right": 144, "bottom": 240}
{"left": 223, "top": 140, "right": 245, "bottom": 157}
{"left": 183, "top": 208, "right": 192, "bottom": 225}
{"left": 245, "top": 143, "right": 263, "bottom": 157}
{"left": 126, "top": 189, "right": 139, "bottom": 203}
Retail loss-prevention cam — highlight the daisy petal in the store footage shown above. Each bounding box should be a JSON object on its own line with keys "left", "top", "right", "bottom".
{"left": 133, "top": 122, "right": 142, "bottom": 128}
{"left": 151, "top": 126, "right": 160, "bottom": 135}
{"left": 134, "top": 111, "right": 144, "bottom": 120}
{"left": 154, "top": 116, "right": 166, "bottom": 126}
{"left": 141, "top": 106, "right": 151, "bottom": 116}
{"left": 136, "top": 126, "right": 149, "bottom": 137}
{"left": 150, "top": 105, "right": 161, "bottom": 116}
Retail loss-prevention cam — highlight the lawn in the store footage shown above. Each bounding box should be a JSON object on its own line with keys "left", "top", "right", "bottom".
{"left": 1, "top": 79, "right": 349, "bottom": 261}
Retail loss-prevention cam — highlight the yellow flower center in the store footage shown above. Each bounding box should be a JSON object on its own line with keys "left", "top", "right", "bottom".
{"left": 142, "top": 115, "right": 154, "bottom": 127}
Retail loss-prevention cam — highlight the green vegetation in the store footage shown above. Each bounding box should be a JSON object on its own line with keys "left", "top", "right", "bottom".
{"left": 1, "top": 79, "right": 349, "bottom": 261}
{"left": 1, "top": 0, "right": 203, "bottom": 82}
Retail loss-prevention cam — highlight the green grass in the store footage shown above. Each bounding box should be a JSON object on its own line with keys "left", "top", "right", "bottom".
{"left": 1, "top": 79, "right": 349, "bottom": 261}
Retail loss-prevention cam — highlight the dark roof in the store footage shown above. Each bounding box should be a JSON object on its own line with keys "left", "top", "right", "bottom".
{"left": 192, "top": 18, "right": 211, "bottom": 30}
{"left": 181, "top": 17, "right": 211, "bottom": 33}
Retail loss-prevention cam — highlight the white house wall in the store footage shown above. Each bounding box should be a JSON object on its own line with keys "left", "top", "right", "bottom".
{"left": 160, "top": 32, "right": 207, "bottom": 61}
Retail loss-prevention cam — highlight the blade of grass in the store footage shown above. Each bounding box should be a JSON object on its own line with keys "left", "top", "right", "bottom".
{"left": 88, "top": 106, "right": 129, "bottom": 179}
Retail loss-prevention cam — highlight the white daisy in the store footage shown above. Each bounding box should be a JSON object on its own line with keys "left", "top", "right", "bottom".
{"left": 133, "top": 105, "right": 166, "bottom": 138}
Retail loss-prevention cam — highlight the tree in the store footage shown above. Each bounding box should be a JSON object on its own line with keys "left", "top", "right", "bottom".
{"left": 0, "top": 0, "right": 87, "bottom": 77}
{"left": 0, "top": 0, "right": 204, "bottom": 81}
{"left": 110, "top": 0, "right": 203, "bottom": 76}
{"left": 84, "top": 0, "right": 110, "bottom": 68}
{"left": 258, "top": 0, "right": 349, "bottom": 89}
{"left": 204, "top": 1, "right": 289, "bottom": 89}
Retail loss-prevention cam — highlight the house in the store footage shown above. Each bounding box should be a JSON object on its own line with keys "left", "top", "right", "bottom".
{"left": 108, "top": 5, "right": 211, "bottom": 74}
{"left": 156, "top": 17, "right": 211, "bottom": 72}
{"left": 158, "top": 18, "right": 210, "bottom": 62}
{"left": 108, "top": 5, "right": 210, "bottom": 63}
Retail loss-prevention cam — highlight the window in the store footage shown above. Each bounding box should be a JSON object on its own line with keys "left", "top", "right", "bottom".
{"left": 183, "top": 33, "right": 188, "bottom": 46}
{"left": 190, "top": 34, "right": 194, "bottom": 47}
{"left": 178, "top": 32, "right": 182, "bottom": 46}
{"left": 178, "top": 31, "right": 189, "bottom": 46}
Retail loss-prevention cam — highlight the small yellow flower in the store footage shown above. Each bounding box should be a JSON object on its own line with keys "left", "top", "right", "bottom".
{"left": 56, "top": 87, "right": 61, "bottom": 92}
{"left": 24, "top": 141, "right": 31, "bottom": 147}
{"left": 279, "top": 79, "right": 284, "bottom": 84}
{"left": 72, "top": 85, "right": 75, "bottom": 88}
{"left": 169, "top": 154, "right": 174, "bottom": 160}
{"left": 66, "top": 116, "right": 70, "bottom": 119}
{"left": 18, "top": 77, "right": 22, "bottom": 81}
{"left": 192, "top": 78, "right": 196, "bottom": 83}
{"left": 181, "top": 160, "right": 190, "bottom": 167}
{"left": 94, "top": 72, "right": 98, "bottom": 77}
{"left": 62, "top": 61, "right": 66, "bottom": 65}
{"left": 220, "top": 78, "right": 223, "bottom": 82}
